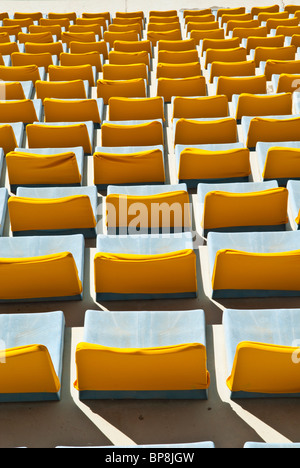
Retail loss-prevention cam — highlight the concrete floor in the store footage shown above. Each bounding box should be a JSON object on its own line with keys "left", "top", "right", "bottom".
{"left": 1, "top": 0, "right": 300, "bottom": 448}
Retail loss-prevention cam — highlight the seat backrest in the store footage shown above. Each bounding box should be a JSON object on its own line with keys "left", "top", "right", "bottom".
{"left": 26, "top": 123, "right": 92, "bottom": 154}
{"left": 108, "top": 96, "right": 164, "bottom": 121}
{"left": 97, "top": 78, "right": 147, "bottom": 104}
{"left": 0, "top": 99, "right": 38, "bottom": 123}
{"left": 48, "top": 64, "right": 95, "bottom": 87}
{"left": 6, "top": 150, "right": 82, "bottom": 185}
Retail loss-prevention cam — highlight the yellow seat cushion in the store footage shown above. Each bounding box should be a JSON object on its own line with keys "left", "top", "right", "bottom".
{"left": 156, "top": 62, "right": 201, "bottom": 79}
{"left": 0, "top": 64, "right": 41, "bottom": 84}
{"left": 263, "top": 147, "right": 300, "bottom": 180}
{"left": 93, "top": 149, "right": 165, "bottom": 186}
{"left": 172, "top": 95, "right": 228, "bottom": 119}
{"left": 35, "top": 79, "right": 87, "bottom": 102}
{"left": 0, "top": 99, "right": 38, "bottom": 124}
{"left": 0, "top": 252, "right": 82, "bottom": 300}
{"left": 178, "top": 147, "right": 251, "bottom": 181}
{"left": 264, "top": 59, "right": 300, "bottom": 81}
{"left": 210, "top": 60, "right": 256, "bottom": 83}
{"left": 11, "top": 52, "right": 54, "bottom": 72}
{"left": 0, "top": 125, "right": 18, "bottom": 155}
{"left": 212, "top": 249, "right": 300, "bottom": 292}
{"left": 106, "top": 190, "right": 191, "bottom": 230}
{"left": 246, "top": 116, "right": 300, "bottom": 148}
{"left": 157, "top": 75, "right": 206, "bottom": 102}
{"left": 202, "top": 187, "right": 288, "bottom": 230}
{"left": 60, "top": 51, "right": 103, "bottom": 73}
{"left": 9, "top": 195, "right": 96, "bottom": 232}
{"left": 216, "top": 75, "right": 267, "bottom": 101}
{"left": 174, "top": 118, "right": 237, "bottom": 145}
{"left": 94, "top": 249, "right": 197, "bottom": 296}
{"left": 205, "top": 47, "right": 247, "bottom": 68}
{"left": 235, "top": 92, "right": 293, "bottom": 120}
{"left": 97, "top": 78, "right": 146, "bottom": 105}
{"left": 48, "top": 64, "right": 95, "bottom": 87}
{"left": 26, "top": 123, "right": 92, "bottom": 154}
{"left": 227, "top": 341, "right": 300, "bottom": 394}
{"left": 108, "top": 96, "right": 164, "bottom": 121}
{"left": 6, "top": 150, "right": 82, "bottom": 186}
{"left": 74, "top": 342, "right": 209, "bottom": 392}
{"left": 101, "top": 121, "right": 163, "bottom": 147}
{"left": 43, "top": 98, "right": 102, "bottom": 124}
{"left": 0, "top": 344, "right": 60, "bottom": 394}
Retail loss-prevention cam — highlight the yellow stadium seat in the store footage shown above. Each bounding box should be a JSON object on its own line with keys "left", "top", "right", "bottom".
{"left": 48, "top": 12, "right": 77, "bottom": 23}
{"left": 103, "top": 30, "right": 139, "bottom": 48}
{"left": 235, "top": 93, "right": 293, "bottom": 120}
{"left": 29, "top": 24, "right": 62, "bottom": 41}
{"left": 97, "top": 78, "right": 147, "bottom": 105}
{"left": 147, "top": 29, "right": 182, "bottom": 46}
{"left": 199, "top": 185, "right": 288, "bottom": 236}
{"left": 108, "top": 50, "right": 150, "bottom": 68}
{"left": 40, "top": 18, "right": 70, "bottom": 32}
{"left": 157, "top": 39, "right": 196, "bottom": 51}
{"left": 174, "top": 118, "right": 237, "bottom": 145}
{"left": 14, "top": 12, "right": 43, "bottom": 21}
{"left": 264, "top": 59, "right": 300, "bottom": 81}
{"left": 190, "top": 29, "right": 225, "bottom": 45}
{"left": 93, "top": 148, "right": 165, "bottom": 188}
{"left": 246, "top": 35, "right": 285, "bottom": 54}
{"left": 217, "top": 7, "right": 246, "bottom": 20}
{"left": 25, "top": 42, "right": 64, "bottom": 58}
{"left": 266, "top": 17, "right": 299, "bottom": 33}
{"left": 156, "top": 62, "right": 201, "bottom": 79}
{"left": 35, "top": 80, "right": 87, "bottom": 102}
{"left": 76, "top": 17, "right": 108, "bottom": 32}
{"left": 101, "top": 121, "right": 164, "bottom": 147}
{"left": 6, "top": 149, "right": 82, "bottom": 188}
{"left": 48, "top": 64, "right": 95, "bottom": 87}
{"left": 246, "top": 116, "right": 300, "bottom": 149}
{"left": 150, "top": 10, "right": 177, "bottom": 17}
{"left": 43, "top": 98, "right": 103, "bottom": 125}
{"left": 186, "top": 21, "right": 220, "bottom": 32}
{"left": 108, "top": 96, "right": 164, "bottom": 121}
{"left": 114, "top": 40, "right": 153, "bottom": 58}
{"left": 157, "top": 75, "right": 207, "bottom": 103}
{"left": 205, "top": 47, "right": 247, "bottom": 69}
{"left": 157, "top": 49, "right": 199, "bottom": 64}
{"left": 69, "top": 23, "right": 103, "bottom": 39}
{"left": 232, "top": 26, "right": 268, "bottom": 40}
{"left": 69, "top": 40, "right": 108, "bottom": 60}
{"left": 26, "top": 123, "right": 93, "bottom": 154}
{"left": 0, "top": 124, "right": 20, "bottom": 155}
{"left": 276, "top": 74, "right": 300, "bottom": 93}
{"left": 103, "top": 63, "right": 148, "bottom": 83}
{"left": 0, "top": 99, "right": 38, "bottom": 124}
{"left": 3, "top": 17, "right": 34, "bottom": 29}
{"left": 210, "top": 60, "right": 256, "bottom": 84}
{"left": 172, "top": 95, "right": 228, "bottom": 120}
{"left": 18, "top": 32, "right": 54, "bottom": 44}
{"left": 220, "top": 13, "right": 252, "bottom": 27}
{"left": 257, "top": 11, "right": 289, "bottom": 24}
{"left": 0, "top": 81, "right": 26, "bottom": 100}
{"left": 60, "top": 51, "right": 103, "bottom": 73}
{"left": 11, "top": 52, "right": 54, "bottom": 72}
{"left": 254, "top": 45, "right": 296, "bottom": 67}
{"left": 0, "top": 42, "right": 19, "bottom": 56}
{"left": 201, "top": 37, "right": 240, "bottom": 56}
{"left": 62, "top": 31, "right": 97, "bottom": 46}
{"left": 177, "top": 147, "right": 251, "bottom": 187}
{"left": 108, "top": 23, "right": 142, "bottom": 37}
{"left": 183, "top": 9, "right": 212, "bottom": 18}
{"left": 251, "top": 5, "right": 279, "bottom": 16}
{"left": 226, "top": 20, "right": 260, "bottom": 36}
{"left": 0, "top": 64, "right": 41, "bottom": 84}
